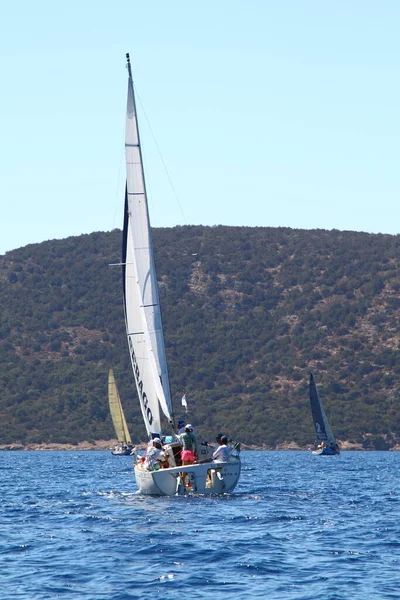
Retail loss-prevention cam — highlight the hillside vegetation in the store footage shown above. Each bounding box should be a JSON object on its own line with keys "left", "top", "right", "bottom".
{"left": 0, "top": 226, "right": 399, "bottom": 449}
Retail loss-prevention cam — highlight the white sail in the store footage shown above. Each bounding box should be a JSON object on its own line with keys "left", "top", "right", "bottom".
{"left": 122, "top": 55, "right": 174, "bottom": 438}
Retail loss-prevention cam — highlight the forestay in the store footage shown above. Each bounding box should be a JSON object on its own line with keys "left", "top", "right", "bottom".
{"left": 122, "top": 54, "right": 174, "bottom": 438}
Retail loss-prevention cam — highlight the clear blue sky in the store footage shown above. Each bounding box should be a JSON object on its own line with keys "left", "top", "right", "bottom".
{"left": 1, "top": 1, "right": 399, "bottom": 255}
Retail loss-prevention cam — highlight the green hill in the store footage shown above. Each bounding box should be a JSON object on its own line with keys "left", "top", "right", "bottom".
{"left": 0, "top": 226, "right": 399, "bottom": 448}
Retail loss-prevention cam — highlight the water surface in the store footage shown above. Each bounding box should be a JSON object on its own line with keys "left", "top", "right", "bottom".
{"left": 1, "top": 450, "right": 399, "bottom": 599}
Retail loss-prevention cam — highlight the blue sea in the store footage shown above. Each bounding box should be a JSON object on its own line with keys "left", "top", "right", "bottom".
{"left": 1, "top": 450, "right": 399, "bottom": 599}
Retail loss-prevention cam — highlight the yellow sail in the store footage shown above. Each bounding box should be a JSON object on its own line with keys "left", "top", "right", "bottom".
{"left": 108, "top": 368, "right": 132, "bottom": 444}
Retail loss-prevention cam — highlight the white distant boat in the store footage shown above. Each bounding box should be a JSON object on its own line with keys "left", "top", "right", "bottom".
{"left": 309, "top": 372, "right": 340, "bottom": 455}
{"left": 121, "top": 54, "right": 241, "bottom": 495}
{"left": 108, "top": 368, "right": 136, "bottom": 456}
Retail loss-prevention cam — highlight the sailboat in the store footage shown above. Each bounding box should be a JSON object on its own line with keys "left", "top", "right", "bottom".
{"left": 121, "top": 54, "right": 241, "bottom": 495}
{"left": 309, "top": 372, "right": 340, "bottom": 455}
{"left": 108, "top": 368, "right": 136, "bottom": 456}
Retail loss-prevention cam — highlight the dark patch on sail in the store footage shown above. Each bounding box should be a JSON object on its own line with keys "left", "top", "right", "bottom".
{"left": 122, "top": 186, "right": 129, "bottom": 307}
{"left": 309, "top": 372, "right": 328, "bottom": 442}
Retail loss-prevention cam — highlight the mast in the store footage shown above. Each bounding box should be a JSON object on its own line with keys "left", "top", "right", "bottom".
{"left": 126, "top": 53, "right": 132, "bottom": 78}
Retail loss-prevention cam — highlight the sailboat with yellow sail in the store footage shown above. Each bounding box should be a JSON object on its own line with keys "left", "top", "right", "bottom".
{"left": 108, "top": 368, "right": 136, "bottom": 456}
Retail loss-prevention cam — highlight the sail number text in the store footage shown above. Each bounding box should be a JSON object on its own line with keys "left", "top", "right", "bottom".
{"left": 128, "top": 336, "right": 153, "bottom": 426}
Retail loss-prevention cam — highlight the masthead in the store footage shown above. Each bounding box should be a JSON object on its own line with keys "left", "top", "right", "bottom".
{"left": 126, "top": 53, "right": 132, "bottom": 78}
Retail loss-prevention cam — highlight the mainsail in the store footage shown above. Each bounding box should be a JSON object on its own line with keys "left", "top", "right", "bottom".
{"left": 309, "top": 372, "right": 336, "bottom": 445}
{"left": 122, "top": 54, "right": 174, "bottom": 438}
{"left": 108, "top": 368, "right": 132, "bottom": 445}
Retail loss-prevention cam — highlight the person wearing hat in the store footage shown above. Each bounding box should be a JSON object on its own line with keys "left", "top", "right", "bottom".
{"left": 215, "top": 433, "right": 223, "bottom": 448}
{"left": 212, "top": 435, "right": 231, "bottom": 462}
{"left": 144, "top": 438, "right": 169, "bottom": 470}
{"left": 177, "top": 420, "right": 186, "bottom": 435}
{"left": 179, "top": 424, "right": 199, "bottom": 466}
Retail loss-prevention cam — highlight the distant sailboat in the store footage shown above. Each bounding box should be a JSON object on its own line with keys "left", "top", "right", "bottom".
{"left": 121, "top": 54, "right": 241, "bottom": 494}
{"left": 108, "top": 368, "right": 136, "bottom": 456}
{"left": 309, "top": 372, "right": 340, "bottom": 455}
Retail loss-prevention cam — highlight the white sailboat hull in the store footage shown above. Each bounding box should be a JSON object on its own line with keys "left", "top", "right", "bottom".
{"left": 112, "top": 448, "right": 137, "bottom": 458}
{"left": 312, "top": 447, "right": 340, "bottom": 456}
{"left": 134, "top": 458, "right": 241, "bottom": 496}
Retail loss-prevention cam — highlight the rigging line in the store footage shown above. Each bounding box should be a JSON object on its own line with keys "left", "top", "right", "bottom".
{"left": 134, "top": 83, "right": 188, "bottom": 225}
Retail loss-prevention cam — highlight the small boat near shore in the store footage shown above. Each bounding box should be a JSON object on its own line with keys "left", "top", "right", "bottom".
{"left": 121, "top": 54, "right": 241, "bottom": 494}
{"left": 108, "top": 368, "right": 136, "bottom": 457}
{"left": 309, "top": 372, "right": 340, "bottom": 455}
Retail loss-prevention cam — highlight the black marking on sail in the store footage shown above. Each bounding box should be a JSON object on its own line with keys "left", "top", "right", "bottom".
{"left": 128, "top": 335, "right": 155, "bottom": 429}
{"left": 122, "top": 186, "right": 129, "bottom": 307}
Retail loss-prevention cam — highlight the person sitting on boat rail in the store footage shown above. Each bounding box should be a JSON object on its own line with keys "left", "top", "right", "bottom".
{"left": 212, "top": 435, "right": 231, "bottom": 462}
{"left": 179, "top": 424, "right": 199, "bottom": 465}
{"left": 144, "top": 438, "right": 169, "bottom": 470}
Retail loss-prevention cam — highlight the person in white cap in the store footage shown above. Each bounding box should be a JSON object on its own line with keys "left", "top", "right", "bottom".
{"left": 144, "top": 438, "right": 169, "bottom": 470}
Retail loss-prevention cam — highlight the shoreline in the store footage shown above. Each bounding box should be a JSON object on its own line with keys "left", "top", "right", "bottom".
{"left": 0, "top": 439, "right": 399, "bottom": 451}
